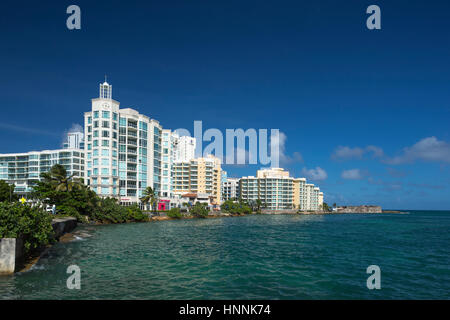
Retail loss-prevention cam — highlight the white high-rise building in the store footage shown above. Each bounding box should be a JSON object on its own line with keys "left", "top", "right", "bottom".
{"left": 158, "top": 129, "right": 182, "bottom": 209}
{"left": 83, "top": 81, "right": 162, "bottom": 206}
{"left": 64, "top": 131, "right": 84, "bottom": 150}
{"left": 222, "top": 177, "right": 240, "bottom": 201}
{"left": 174, "top": 136, "right": 196, "bottom": 162}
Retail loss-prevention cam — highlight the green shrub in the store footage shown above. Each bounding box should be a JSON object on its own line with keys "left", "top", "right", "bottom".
{"left": 0, "top": 202, "right": 54, "bottom": 254}
{"left": 91, "top": 197, "right": 127, "bottom": 224}
{"left": 221, "top": 200, "right": 252, "bottom": 214}
{"left": 126, "top": 205, "right": 148, "bottom": 222}
{"left": 190, "top": 202, "right": 209, "bottom": 218}
{"left": 167, "top": 208, "right": 183, "bottom": 219}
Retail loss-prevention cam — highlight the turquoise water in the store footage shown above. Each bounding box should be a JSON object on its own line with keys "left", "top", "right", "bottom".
{"left": 0, "top": 211, "right": 449, "bottom": 299}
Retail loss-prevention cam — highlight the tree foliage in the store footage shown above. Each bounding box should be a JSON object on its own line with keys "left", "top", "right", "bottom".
{"left": 167, "top": 207, "right": 183, "bottom": 219}
{"left": 0, "top": 180, "right": 18, "bottom": 202}
{"left": 140, "top": 186, "right": 158, "bottom": 212}
{"left": 221, "top": 200, "right": 252, "bottom": 215}
{"left": 31, "top": 165, "right": 147, "bottom": 224}
{"left": 190, "top": 202, "right": 209, "bottom": 218}
{"left": 0, "top": 202, "right": 54, "bottom": 253}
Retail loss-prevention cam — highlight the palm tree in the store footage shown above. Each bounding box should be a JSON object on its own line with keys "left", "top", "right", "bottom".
{"left": 41, "top": 164, "right": 82, "bottom": 192}
{"left": 256, "top": 199, "right": 262, "bottom": 213}
{"left": 140, "top": 186, "right": 158, "bottom": 213}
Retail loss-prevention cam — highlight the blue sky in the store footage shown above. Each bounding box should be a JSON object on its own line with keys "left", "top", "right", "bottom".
{"left": 1, "top": 0, "right": 449, "bottom": 209}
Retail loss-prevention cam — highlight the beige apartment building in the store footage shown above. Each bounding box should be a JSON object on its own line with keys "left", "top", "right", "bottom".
{"left": 172, "top": 155, "right": 222, "bottom": 205}
{"left": 240, "top": 167, "right": 323, "bottom": 211}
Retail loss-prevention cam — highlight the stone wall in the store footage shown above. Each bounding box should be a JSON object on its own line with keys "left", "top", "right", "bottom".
{"left": 261, "top": 209, "right": 298, "bottom": 214}
{"left": 336, "top": 205, "right": 382, "bottom": 213}
{"left": 52, "top": 217, "right": 78, "bottom": 239}
{"left": 0, "top": 217, "right": 77, "bottom": 275}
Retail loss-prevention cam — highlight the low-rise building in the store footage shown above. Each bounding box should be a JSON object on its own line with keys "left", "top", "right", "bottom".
{"left": 0, "top": 148, "right": 85, "bottom": 196}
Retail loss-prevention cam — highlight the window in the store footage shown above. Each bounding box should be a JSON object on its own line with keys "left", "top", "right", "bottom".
{"left": 88, "top": 116, "right": 92, "bottom": 124}
{"left": 139, "top": 121, "right": 148, "bottom": 130}
{"left": 88, "top": 126, "right": 92, "bottom": 133}
{"left": 102, "top": 121, "right": 109, "bottom": 128}
{"left": 113, "top": 112, "right": 118, "bottom": 121}
{"left": 102, "top": 131, "right": 109, "bottom": 138}
{"left": 102, "top": 111, "right": 110, "bottom": 119}
{"left": 93, "top": 159, "right": 98, "bottom": 166}
{"left": 94, "top": 121, "right": 99, "bottom": 128}
{"left": 101, "top": 149, "right": 109, "bottom": 156}
{"left": 94, "top": 111, "right": 99, "bottom": 119}
{"left": 93, "top": 140, "right": 98, "bottom": 147}
{"left": 102, "top": 158, "right": 109, "bottom": 166}
{"left": 102, "top": 140, "right": 109, "bottom": 147}
{"left": 93, "top": 130, "right": 99, "bottom": 137}
{"left": 93, "top": 149, "right": 99, "bottom": 156}
{"left": 102, "top": 187, "right": 109, "bottom": 195}
{"left": 101, "top": 168, "right": 109, "bottom": 175}
{"left": 102, "top": 178, "right": 109, "bottom": 185}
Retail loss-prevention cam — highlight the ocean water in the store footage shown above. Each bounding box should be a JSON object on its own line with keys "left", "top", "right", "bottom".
{"left": 0, "top": 211, "right": 449, "bottom": 300}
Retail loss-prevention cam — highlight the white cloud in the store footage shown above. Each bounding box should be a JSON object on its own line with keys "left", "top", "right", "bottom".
{"left": 331, "top": 145, "right": 384, "bottom": 161}
{"left": 331, "top": 146, "right": 365, "bottom": 160}
{"left": 0, "top": 122, "right": 58, "bottom": 136}
{"left": 270, "top": 131, "right": 303, "bottom": 167}
{"left": 61, "top": 123, "right": 84, "bottom": 147}
{"left": 341, "top": 169, "right": 364, "bottom": 180}
{"left": 366, "top": 145, "right": 384, "bottom": 158}
{"left": 68, "top": 123, "right": 83, "bottom": 133}
{"left": 384, "top": 137, "right": 450, "bottom": 165}
{"left": 301, "top": 166, "right": 328, "bottom": 181}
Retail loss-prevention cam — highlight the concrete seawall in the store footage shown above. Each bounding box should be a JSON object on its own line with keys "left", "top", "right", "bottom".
{"left": 0, "top": 239, "right": 24, "bottom": 275}
{"left": 52, "top": 217, "right": 78, "bottom": 239}
{"left": 0, "top": 217, "right": 77, "bottom": 275}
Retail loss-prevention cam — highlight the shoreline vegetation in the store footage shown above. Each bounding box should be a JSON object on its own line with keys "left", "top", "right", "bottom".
{"left": 1, "top": 164, "right": 402, "bottom": 273}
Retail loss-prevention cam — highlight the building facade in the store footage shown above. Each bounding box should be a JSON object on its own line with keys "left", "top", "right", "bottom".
{"left": 63, "top": 131, "right": 85, "bottom": 150}
{"left": 0, "top": 148, "right": 85, "bottom": 196}
{"left": 83, "top": 81, "right": 162, "bottom": 205}
{"left": 222, "top": 177, "right": 240, "bottom": 201}
{"left": 240, "top": 168, "right": 294, "bottom": 210}
{"left": 174, "top": 135, "right": 196, "bottom": 162}
{"left": 172, "top": 155, "right": 222, "bottom": 205}
{"left": 239, "top": 168, "right": 323, "bottom": 211}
